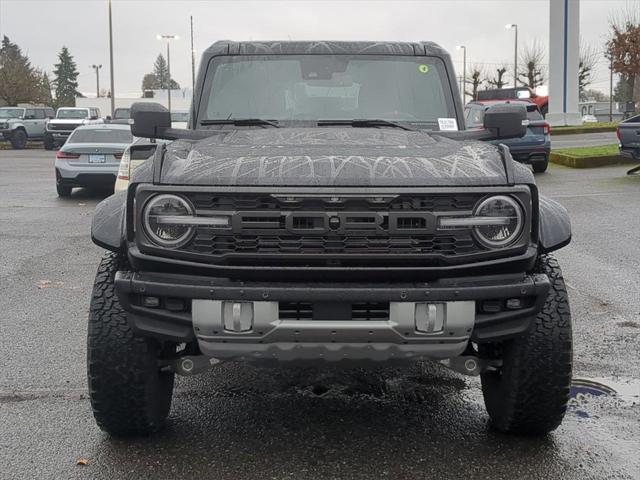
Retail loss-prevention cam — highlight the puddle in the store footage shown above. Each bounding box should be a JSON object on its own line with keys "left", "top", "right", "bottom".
{"left": 569, "top": 377, "right": 640, "bottom": 418}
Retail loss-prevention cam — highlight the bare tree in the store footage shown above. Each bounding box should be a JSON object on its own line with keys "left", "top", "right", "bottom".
{"left": 518, "top": 40, "right": 546, "bottom": 89}
{"left": 465, "top": 66, "right": 484, "bottom": 101}
{"left": 607, "top": 5, "right": 640, "bottom": 105}
{"left": 487, "top": 65, "right": 509, "bottom": 89}
{"left": 579, "top": 40, "right": 599, "bottom": 101}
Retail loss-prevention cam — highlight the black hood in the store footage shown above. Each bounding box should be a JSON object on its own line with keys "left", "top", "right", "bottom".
{"left": 157, "top": 128, "right": 515, "bottom": 187}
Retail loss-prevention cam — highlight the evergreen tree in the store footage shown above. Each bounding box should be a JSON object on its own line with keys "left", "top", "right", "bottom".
{"left": 53, "top": 46, "right": 81, "bottom": 107}
{"left": 152, "top": 53, "right": 180, "bottom": 90}
{"left": 36, "top": 71, "right": 54, "bottom": 106}
{"left": 0, "top": 36, "right": 40, "bottom": 105}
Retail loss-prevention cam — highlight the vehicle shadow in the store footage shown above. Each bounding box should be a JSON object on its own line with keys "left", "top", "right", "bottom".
{"left": 95, "top": 361, "right": 568, "bottom": 479}
{"left": 56, "top": 187, "right": 113, "bottom": 202}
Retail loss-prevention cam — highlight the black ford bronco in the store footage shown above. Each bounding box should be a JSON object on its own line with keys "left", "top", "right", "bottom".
{"left": 89, "top": 41, "right": 572, "bottom": 437}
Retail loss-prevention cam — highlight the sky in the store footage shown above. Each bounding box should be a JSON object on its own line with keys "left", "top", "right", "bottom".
{"left": 0, "top": 0, "right": 636, "bottom": 98}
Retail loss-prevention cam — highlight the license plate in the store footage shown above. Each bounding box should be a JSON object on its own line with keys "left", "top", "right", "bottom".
{"left": 89, "top": 154, "right": 106, "bottom": 163}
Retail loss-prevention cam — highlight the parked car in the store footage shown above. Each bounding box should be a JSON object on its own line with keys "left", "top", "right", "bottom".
{"left": 171, "top": 110, "right": 189, "bottom": 129}
{"left": 465, "top": 100, "right": 551, "bottom": 172}
{"left": 89, "top": 40, "right": 573, "bottom": 438}
{"left": 477, "top": 87, "right": 549, "bottom": 116}
{"left": 54, "top": 124, "right": 132, "bottom": 197}
{"left": 0, "top": 106, "right": 55, "bottom": 149}
{"left": 44, "top": 107, "right": 104, "bottom": 150}
{"left": 617, "top": 113, "right": 640, "bottom": 175}
{"left": 114, "top": 138, "right": 161, "bottom": 192}
{"left": 109, "top": 107, "right": 131, "bottom": 125}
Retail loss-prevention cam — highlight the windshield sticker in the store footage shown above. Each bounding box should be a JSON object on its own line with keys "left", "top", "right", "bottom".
{"left": 418, "top": 64, "right": 429, "bottom": 74}
{"left": 438, "top": 118, "right": 458, "bottom": 131}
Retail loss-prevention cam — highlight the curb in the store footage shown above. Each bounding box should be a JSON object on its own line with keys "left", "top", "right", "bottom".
{"left": 550, "top": 152, "right": 635, "bottom": 168}
{"left": 551, "top": 126, "right": 617, "bottom": 136}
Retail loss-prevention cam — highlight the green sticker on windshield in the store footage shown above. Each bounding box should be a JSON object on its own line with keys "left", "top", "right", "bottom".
{"left": 418, "top": 64, "right": 429, "bottom": 73}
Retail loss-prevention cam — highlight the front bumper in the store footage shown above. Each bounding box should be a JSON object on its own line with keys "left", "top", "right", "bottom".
{"left": 115, "top": 270, "right": 550, "bottom": 361}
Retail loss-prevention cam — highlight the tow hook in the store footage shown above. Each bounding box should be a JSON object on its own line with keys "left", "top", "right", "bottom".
{"left": 167, "top": 356, "right": 222, "bottom": 376}
{"left": 441, "top": 356, "right": 501, "bottom": 376}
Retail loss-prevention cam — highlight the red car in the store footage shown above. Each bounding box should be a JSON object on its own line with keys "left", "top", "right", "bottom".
{"left": 476, "top": 87, "right": 549, "bottom": 116}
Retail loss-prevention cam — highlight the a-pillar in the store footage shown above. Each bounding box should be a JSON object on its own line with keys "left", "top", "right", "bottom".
{"left": 547, "top": 0, "right": 581, "bottom": 126}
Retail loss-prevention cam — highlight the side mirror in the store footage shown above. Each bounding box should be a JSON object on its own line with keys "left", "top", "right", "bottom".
{"left": 130, "top": 102, "right": 171, "bottom": 138}
{"left": 105, "top": 115, "right": 112, "bottom": 122}
{"left": 483, "top": 104, "right": 527, "bottom": 139}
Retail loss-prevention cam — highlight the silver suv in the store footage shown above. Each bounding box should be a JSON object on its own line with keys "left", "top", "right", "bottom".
{"left": 0, "top": 106, "right": 55, "bottom": 149}
{"left": 44, "top": 107, "right": 103, "bottom": 150}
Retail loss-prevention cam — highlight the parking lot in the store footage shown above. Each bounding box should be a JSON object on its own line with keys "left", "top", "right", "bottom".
{"left": 1, "top": 149, "right": 639, "bottom": 479}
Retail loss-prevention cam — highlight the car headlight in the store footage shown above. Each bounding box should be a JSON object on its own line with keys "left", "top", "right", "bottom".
{"left": 143, "top": 194, "right": 195, "bottom": 247}
{"left": 473, "top": 195, "right": 524, "bottom": 248}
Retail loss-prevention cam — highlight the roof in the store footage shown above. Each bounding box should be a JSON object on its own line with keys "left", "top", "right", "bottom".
{"left": 74, "top": 123, "right": 131, "bottom": 131}
{"left": 202, "top": 40, "right": 449, "bottom": 58}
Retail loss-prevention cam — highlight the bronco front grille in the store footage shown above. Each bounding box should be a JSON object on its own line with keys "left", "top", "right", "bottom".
{"left": 174, "top": 192, "right": 485, "bottom": 263}
{"left": 48, "top": 123, "right": 81, "bottom": 131}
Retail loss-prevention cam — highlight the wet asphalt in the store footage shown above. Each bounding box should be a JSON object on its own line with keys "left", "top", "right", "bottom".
{"left": 0, "top": 150, "right": 639, "bottom": 480}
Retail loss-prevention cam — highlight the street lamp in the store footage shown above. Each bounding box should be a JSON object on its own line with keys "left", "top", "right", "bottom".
{"left": 456, "top": 45, "right": 467, "bottom": 104}
{"left": 90, "top": 64, "right": 102, "bottom": 98}
{"left": 506, "top": 24, "right": 518, "bottom": 88}
{"left": 157, "top": 34, "right": 179, "bottom": 113}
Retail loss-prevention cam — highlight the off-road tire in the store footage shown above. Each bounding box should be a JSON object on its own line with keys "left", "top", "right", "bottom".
{"left": 481, "top": 255, "right": 572, "bottom": 435}
{"left": 43, "top": 134, "right": 54, "bottom": 150}
{"left": 56, "top": 183, "right": 72, "bottom": 197}
{"left": 87, "top": 252, "right": 175, "bottom": 436}
{"left": 532, "top": 158, "right": 549, "bottom": 173}
{"left": 10, "top": 129, "right": 27, "bottom": 149}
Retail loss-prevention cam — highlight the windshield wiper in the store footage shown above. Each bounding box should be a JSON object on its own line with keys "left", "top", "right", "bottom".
{"left": 317, "top": 119, "right": 416, "bottom": 131}
{"left": 200, "top": 118, "right": 280, "bottom": 128}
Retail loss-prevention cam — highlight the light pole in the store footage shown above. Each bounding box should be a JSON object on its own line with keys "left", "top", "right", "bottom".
{"left": 157, "top": 34, "right": 179, "bottom": 112}
{"left": 90, "top": 64, "right": 102, "bottom": 98}
{"left": 456, "top": 45, "right": 467, "bottom": 104}
{"left": 108, "top": 0, "right": 115, "bottom": 116}
{"left": 190, "top": 16, "right": 195, "bottom": 93}
{"left": 506, "top": 24, "right": 518, "bottom": 88}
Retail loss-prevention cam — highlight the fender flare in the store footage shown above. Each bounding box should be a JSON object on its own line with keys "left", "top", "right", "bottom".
{"left": 538, "top": 195, "right": 571, "bottom": 253}
{"left": 91, "top": 191, "right": 127, "bottom": 251}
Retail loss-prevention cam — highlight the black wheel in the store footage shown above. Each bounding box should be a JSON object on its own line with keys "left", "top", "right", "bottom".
{"left": 87, "top": 252, "right": 175, "bottom": 436}
{"left": 532, "top": 157, "right": 549, "bottom": 173}
{"left": 43, "top": 134, "right": 54, "bottom": 150}
{"left": 480, "top": 255, "right": 572, "bottom": 435}
{"left": 10, "top": 129, "right": 27, "bottom": 149}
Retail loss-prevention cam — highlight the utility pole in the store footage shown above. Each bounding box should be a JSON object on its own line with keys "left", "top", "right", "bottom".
{"left": 190, "top": 16, "right": 196, "bottom": 93}
{"left": 91, "top": 64, "right": 102, "bottom": 98}
{"left": 108, "top": 0, "right": 115, "bottom": 116}
{"left": 609, "top": 54, "right": 613, "bottom": 122}
{"left": 506, "top": 24, "right": 518, "bottom": 88}
{"left": 456, "top": 46, "right": 467, "bottom": 104}
{"left": 157, "top": 35, "right": 179, "bottom": 112}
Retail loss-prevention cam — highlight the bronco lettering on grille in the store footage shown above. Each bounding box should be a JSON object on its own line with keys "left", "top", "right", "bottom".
{"left": 231, "top": 211, "right": 437, "bottom": 235}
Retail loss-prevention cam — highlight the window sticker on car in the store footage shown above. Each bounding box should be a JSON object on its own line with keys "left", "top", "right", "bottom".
{"left": 418, "top": 64, "right": 429, "bottom": 74}
{"left": 438, "top": 118, "right": 458, "bottom": 131}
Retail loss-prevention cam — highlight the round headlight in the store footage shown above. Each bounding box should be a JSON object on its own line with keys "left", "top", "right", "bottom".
{"left": 143, "top": 194, "right": 194, "bottom": 247}
{"left": 473, "top": 195, "right": 524, "bottom": 248}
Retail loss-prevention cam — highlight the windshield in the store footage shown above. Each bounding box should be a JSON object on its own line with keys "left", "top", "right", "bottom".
{"left": 57, "top": 109, "right": 89, "bottom": 119}
{"left": 0, "top": 108, "right": 25, "bottom": 119}
{"left": 113, "top": 108, "right": 130, "bottom": 119}
{"left": 68, "top": 128, "right": 133, "bottom": 144}
{"left": 199, "top": 55, "right": 456, "bottom": 128}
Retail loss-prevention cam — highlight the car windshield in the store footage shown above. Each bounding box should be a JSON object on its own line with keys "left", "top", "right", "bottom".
{"left": 114, "top": 108, "right": 130, "bottom": 119}
{"left": 57, "top": 109, "right": 89, "bottom": 119}
{"left": 199, "top": 54, "right": 456, "bottom": 128}
{"left": 0, "top": 108, "right": 25, "bottom": 119}
{"left": 68, "top": 128, "right": 133, "bottom": 144}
